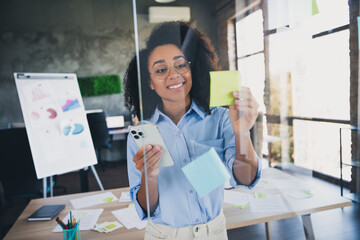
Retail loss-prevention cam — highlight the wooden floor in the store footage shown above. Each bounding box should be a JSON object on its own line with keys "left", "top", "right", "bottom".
{"left": 1, "top": 161, "right": 359, "bottom": 240}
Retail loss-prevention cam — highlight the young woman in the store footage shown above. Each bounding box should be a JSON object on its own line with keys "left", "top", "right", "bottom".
{"left": 124, "top": 21, "right": 261, "bottom": 240}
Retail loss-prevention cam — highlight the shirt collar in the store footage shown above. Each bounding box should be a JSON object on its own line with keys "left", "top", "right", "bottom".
{"left": 149, "top": 100, "right": 206, "bottom": 123}
{"left": 189, "top": 100, "right": 206, "bottom": 119}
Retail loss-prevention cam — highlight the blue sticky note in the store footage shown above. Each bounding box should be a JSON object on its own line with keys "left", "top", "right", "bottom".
{"left": 181, "top": 148, "right": 231, "bottom": 198}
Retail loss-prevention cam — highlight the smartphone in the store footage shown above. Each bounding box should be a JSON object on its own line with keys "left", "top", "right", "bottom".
{"left": 129, "top": 123, "right": 174, "bottom": 167}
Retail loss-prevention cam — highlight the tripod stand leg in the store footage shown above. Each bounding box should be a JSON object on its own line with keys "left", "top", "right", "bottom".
{"left": 42, "top": 178, "right": 47, "bottom": 198}
{"left": 90, "top": 165, "right": 104, "bottom": 191}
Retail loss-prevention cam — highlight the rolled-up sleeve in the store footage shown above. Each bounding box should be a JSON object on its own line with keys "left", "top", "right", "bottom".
{"left": 127, "top": 135, "right": 161, "bottom": 220}
{"left": 221, "top": 109, "right": 262, "bottom": 189}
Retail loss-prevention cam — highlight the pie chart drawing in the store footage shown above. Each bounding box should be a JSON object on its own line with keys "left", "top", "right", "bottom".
{"left": 62, "top": 123, "right": 84, "bottom": 136}
{"left": 63, "top": 125, "right": 71, "bottom": 136}
{"left": 62, "top": 99, "right": 80, "bottom": 112}
{"left": 46, "top": 108, "right": 57, "bottom": 119}
{"left": 72, "top": 123, "right": 84, "bottom": 135}
{"left": 31, "top": 112, "right": 40, "bottom": 120}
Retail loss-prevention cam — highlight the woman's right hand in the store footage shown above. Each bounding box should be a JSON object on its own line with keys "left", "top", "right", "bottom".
{"left": 132, "top": 144, "right": 163, "bottom": 178}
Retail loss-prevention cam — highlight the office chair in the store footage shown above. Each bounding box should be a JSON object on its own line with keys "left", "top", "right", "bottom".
{"left": 0, "top": 128, "right": 43, "bottom": 202}
{"left": 87, "top": 111, "right": 112, "bottom": 171}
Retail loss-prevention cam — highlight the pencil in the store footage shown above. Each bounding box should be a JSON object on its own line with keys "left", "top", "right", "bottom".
{"left": 55, "top": 217, "right": 67, "bottom": 229}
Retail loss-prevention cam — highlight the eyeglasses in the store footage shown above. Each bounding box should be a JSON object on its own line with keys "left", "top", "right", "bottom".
{"left": 150, "top": 57, "right": 191, "bottom": 80}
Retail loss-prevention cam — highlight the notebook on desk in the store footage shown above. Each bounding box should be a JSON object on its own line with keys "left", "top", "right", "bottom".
{"left": 27, "top": 204, "right": 65, "bottom": 221}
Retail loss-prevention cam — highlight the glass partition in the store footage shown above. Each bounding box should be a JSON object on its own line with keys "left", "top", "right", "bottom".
{"left": 127, "top": 0, "right": 261, "bottom": 238}
{"left": 125, "top": 0, "right": 359, "bottom": 239}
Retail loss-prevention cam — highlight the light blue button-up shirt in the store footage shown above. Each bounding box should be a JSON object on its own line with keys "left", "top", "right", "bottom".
{"left": 127, "top": 101, "right": 261, "bottom": 228}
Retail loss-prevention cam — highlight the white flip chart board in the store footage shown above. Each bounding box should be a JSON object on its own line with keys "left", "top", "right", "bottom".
{"left": 14, "top": 72, "right": 97, "bottom": 179}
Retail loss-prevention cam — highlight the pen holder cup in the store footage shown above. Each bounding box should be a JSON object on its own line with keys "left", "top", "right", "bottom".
{"left": 62, "top": 224, "right": 81, "bottom": 240}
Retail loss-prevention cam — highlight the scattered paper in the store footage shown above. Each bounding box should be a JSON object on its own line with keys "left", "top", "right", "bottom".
{"left": 70, "top": 192, "right": 118, "bottom": 209}
{"left": 52, "top": 209, "right": 103, "bottom": 232}
{"left": 182, "top": 148, "right": 230, "bottom": 198}
{"left": 249, "top": 194, "right": 288, "bottom": 213}
{"left": 264, "top": 178, "right": 311, "bottom": 190}
{"left": 119, "top": 191, "right": 131, "bottom": 203}
{"left": 93, "top": 221, "right": 122, "bottom": 233}
{"left": 224, "top": 190, "right": 249, "bottom": 207}
{"left": 285, "top": 189, "right": 313, "bottom": 199}
{"left": 112, "top": 208, "right": 147, "bottom": 230}
{"left": 209, "top": 71, "right": 241, "bottom": 107}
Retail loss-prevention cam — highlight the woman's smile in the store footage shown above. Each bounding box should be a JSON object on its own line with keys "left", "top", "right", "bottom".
{"left": 167, "top": 82, "right": 186, "bottom": 91}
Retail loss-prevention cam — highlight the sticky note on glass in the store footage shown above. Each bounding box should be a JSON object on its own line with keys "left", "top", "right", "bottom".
{"left": 209, "top": 71, "right": 241, "bottom": 107}
{"left": 312, "top": 0, "right": 319, "bottom": 15}
{"left": 181, "top": 148, "right": 231, "bottom": 198}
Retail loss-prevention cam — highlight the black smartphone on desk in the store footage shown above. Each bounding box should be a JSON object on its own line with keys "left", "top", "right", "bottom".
{"left": 27, "top": 204, "right": 65, "bottom": 221}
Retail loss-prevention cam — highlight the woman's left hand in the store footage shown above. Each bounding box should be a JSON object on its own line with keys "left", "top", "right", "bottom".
{"left": 229, "top": 87, "right": 259, "bottom": 133}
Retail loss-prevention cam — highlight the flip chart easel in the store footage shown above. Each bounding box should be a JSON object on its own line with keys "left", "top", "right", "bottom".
{"left": 14, "top": 73, "right": 104, "bottom": 198}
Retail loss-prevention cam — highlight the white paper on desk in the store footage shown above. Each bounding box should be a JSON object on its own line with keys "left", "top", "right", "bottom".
{"left": 249, "top": 194, "right": 288, "bottom": 213}
{"left": 112, "top": 207, "right": 147, "bottom": 229}
{"left": 119, "top": 191, "right": 131, "bottom": 202}
{"left": 52, "top": 209, "right": 104, "bottom": 232}
{"left": 264, "top": 179, "right": 311, "bottom": 190}
{"left": 224, "top": 190, "right": 249, "bottom": 206}
{"left": 70, "top": 192, "right": 118, "bottom": 209}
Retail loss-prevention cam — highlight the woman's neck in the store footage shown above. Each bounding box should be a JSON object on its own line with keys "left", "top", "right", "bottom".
{"left": 162, "top": 97, "right": 191, "bottom": 125}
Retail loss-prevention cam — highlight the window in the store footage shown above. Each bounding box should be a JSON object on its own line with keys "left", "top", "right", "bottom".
{"left": 234, "top": 0, "right": 350, "bottom": 180}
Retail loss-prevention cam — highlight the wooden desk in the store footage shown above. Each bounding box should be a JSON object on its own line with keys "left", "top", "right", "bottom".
{"left": 4, "top": 168, "right": 351, "bottom": 240}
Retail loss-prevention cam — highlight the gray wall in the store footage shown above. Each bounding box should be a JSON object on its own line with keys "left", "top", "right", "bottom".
{"left": 0, "top": 0, "right": 217, "bottom": 125}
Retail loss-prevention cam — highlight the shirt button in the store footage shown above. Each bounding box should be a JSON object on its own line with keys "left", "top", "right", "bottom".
{"left": 189, "top": 190, "right": 193, "bottom": 194}
{"left": 195, "top": 227, "right": 199, "bottom": 232}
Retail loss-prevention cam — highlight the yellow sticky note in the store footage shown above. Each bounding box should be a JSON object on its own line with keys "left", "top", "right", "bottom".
{"left": 106, "top": 223, "right": 117, "bottom": 230}
{"left": 234, "top": 203, "right": 249, "bottom": 209}
{"left": 103, "top": 197, "right": 114, "bottom": 202}
{"left": 209, "top": 71, "right": 241, "bottom": 107}
{"left": 254, "top": 193, "right": 267, "bottom": 198}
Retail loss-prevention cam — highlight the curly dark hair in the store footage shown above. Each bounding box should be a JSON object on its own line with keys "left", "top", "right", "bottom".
{"left": 124, "top": 21, "right": 220, "bottom": 120}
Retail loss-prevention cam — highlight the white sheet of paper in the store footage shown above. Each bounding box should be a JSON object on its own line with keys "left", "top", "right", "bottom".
{"left": 70, "top": 192, "right": 118, "bottom": 209}
{"left": 119, "top": 191, "right": 131, "bottom": 202}
{"left": 249, "top": 194, "right": 288, "bottom": 213}
{"left": 111, "top": 208, "right": 147, "bottom": 230}
{"left": 265, "top": 179, "right": 311, "bottom": 190}
{"left": 52, "top": 209, "right": 104, "bottom": 232}
{"left": 224, "top": 190, "right": 249, "bottom": 206}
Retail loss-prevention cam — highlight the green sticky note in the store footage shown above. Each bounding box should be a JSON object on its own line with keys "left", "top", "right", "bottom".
{"left": 312, "top": 0, "right": 319, "bottom": 15}
{"left": 302, "top": 190, "right": 312, "bottom": 196}
{"left": 209, "top": 71, "right": 241, "bottom": 107}
{"left": 103, "top": 197, "right": 114, "bottom": 202}
{"left": 234, "top": 203, "right": 249, "bottom": 209}
{"left": 105, "top": 223, "right": 117, "bottom": 230}
{"left": 254, "top": 193, "right": 267, "bottom": 198}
